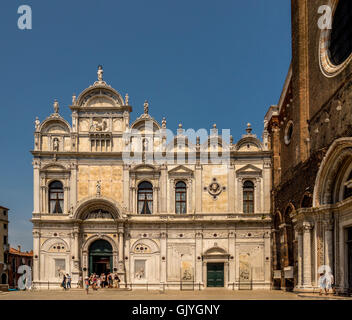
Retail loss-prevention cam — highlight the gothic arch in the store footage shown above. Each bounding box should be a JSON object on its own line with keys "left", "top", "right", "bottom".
{"left": 72, "top": 196, "right": 122, "bottom": 220}
{"left": 313, "top": 138, "right": 352, "bottom": 207}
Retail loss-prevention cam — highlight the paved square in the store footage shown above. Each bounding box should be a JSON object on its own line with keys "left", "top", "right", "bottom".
{"left": 1, "top": 289, "right": 350, "bottom": 300}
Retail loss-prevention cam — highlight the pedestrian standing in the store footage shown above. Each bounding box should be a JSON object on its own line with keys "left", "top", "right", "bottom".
{"left": 84, "top": 277, "right": 89, "bottom": 294}
{"left": 62, "top": 273, "right": 67, "bottom": 290}
{"left": 319, "top": 272, "right": 327, "bottom": 296}
{"left": 66, "top": 274, "right": 72, "bottom": 289}
{"left": 326, "top": 271, "right": 335, "bottom": 295}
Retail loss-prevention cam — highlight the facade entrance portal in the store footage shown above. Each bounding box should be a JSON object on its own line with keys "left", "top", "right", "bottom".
{"left": 89, "top": 240, "right": 113, "bottom": 275}
{"left": 207, "top": 263, "right": 224, "bottom": 287}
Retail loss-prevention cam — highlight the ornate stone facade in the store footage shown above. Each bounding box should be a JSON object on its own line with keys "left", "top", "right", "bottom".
{"left": 31, "top": 67, "right": 272, "bottom": 290}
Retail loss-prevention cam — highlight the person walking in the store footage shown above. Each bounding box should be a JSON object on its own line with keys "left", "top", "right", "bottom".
{"left": 66, "top": 274, "right": 72, "bottom": 289}
{"left": 61, "top": 273, "right": 67, "bottom": 291}
{"left": 113, "top": 274, "right": 120, "bottom": 288}
{"left": 318, "top": 272, "right": 327, "bottom": 296}
{"left": 84, "top": 277, "right": 89, "bottom": 294}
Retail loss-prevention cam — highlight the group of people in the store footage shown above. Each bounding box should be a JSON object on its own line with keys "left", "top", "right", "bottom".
{"left": 60, "top": 273, "right": 72, "bottom": 290}
{"left": 83, "top": 273, "right": 121, "bottom": 294}
{"left": 318, "top": 271, "right": 335, "bottom": 295}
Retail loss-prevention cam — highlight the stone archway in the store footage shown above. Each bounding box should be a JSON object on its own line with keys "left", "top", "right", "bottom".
{"left": 82, "top": 235, "right": 118, "bottom": 279}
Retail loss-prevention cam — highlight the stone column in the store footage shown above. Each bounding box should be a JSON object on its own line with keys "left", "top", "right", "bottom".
{"left": 227, "top": 164, "right": 235, "bottom": 213}
{"left": 195, "top": 165, "right": 202, "bottom": 213}
{"left": 264, "top": 230, "right": 271, "bottom": 286}
{"left": 32, "top": 230, "right": 40, "bottom": 285}
{"left": 118, "top": 227, "right": 124, "bottom": 269}
{"left": 195, "top": 232, "right": 203, "bottom": 286}
{"left": 302, "top": 222, "right": 313, "bottom": 289}
{"left": 64, "top": 186, "right": 70, "bottom": 214}
{"left": 71, "top": 227, "right": 80, "bottom": 284}
{"left": 73, "top": 228, "right": 79, "bottom": 267}
{"left": 160, "top": 165, "right": 167, "bottom": 213}
{"left": 123, "top": 164, "right": 130, "bottom": 212}
{"left": 153, "top": 186, "right": 159, "bottom": 214}
{"left": 237, "top": 178, "right": 243, "bottom": 213}
{"left": 296, "top": 227, "right": 303, "bottom": 289}
{"left": 70, "top": 162, "right": 77, "bottom": 209}
{"left": 33, "top": 160, "right": 40, "bottom": 214}
{"left": 131, "top": 186, "right": 136, "bottom": 214}
{"left": 170, "top": 179, "right": 175, "bottom": 213}
{"left": 324, "top": 220, "right": 334, "bottom": 272}
{"left": 160, "top": 230, "right": 167, "bottom": 285}
{"left": 187, "top": 179, "right": 192, "bottom": 213}
{"left": 228, "top": 231, "right": 236, "bottom": 286}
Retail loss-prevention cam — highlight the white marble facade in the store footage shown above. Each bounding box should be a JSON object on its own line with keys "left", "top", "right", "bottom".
{"left": 31, "top": 67, "right": 272, "bottom": 290}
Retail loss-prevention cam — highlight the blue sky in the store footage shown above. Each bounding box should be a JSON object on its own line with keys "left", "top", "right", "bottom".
{"left": 0, "top": 0, "right": 291, "bottom": 251}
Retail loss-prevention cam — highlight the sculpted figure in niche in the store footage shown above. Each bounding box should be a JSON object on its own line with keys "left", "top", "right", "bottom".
{"left": 91, "top": 118, "right": 108, "bottom": 132}
{"left": 53, "top": 138, "right": 59, "bottom": 151}
{"left": 135, "top": 267, "right": 145, "bottom": 279}
{"left": 96, "top": 180, "right": 101, "bottom": 196}
{"left": 182, "top": 269, "right": 192, "bottom": 280}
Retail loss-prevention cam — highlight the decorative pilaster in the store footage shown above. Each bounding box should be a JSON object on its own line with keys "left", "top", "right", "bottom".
{"left": 32, "top": 160, "right": 40, "bottom": 214}
{"left": 160, "top": 230, "right": 167, "bottom": 283}
{"left": 160, "top": 165, "right": 167, "bottom": 213}
{"left": 195, "top": 165, "right": 202, "bottom": 213}
{"left": 195, "top": 232, "right": 203, "bottom": 285}
{"left": 118, "top": 227, "right": 125, "bottom": 271}
{"left": 32, "top": 230, "right": 40, "bottom": 284}
{"left": 227, "top": 164, "right": 235, "bottom": 212}
{"left": 302, "top": 222, "right": 313, "bottom": 289}
{"left": 324, "top": 219, "right": 334, "bottom": 271}
{"left": 123, "top": 164, "right": 130, "bottom": 212}
{"left": 295, "top": 226, "right": 303, "bottom": 289}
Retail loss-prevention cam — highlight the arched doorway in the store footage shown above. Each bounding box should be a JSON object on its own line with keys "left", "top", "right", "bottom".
{"left": 1, "top": 273, "right": 7, "bottom": 284}
{"left": 89, "top": 240, "right": 113, "bottom": 275}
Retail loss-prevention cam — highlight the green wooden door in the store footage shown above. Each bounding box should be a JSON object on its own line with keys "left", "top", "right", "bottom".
{"left": 207, "top": 263, "right": 224, "bottom": 287}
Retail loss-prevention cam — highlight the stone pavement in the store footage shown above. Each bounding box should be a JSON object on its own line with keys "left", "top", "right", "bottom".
{"left": 1, "top": 289, "right": 351, "bottom": 300}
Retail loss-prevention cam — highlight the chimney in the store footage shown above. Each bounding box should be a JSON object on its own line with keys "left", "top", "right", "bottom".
{"left": 18, "top": 245, "right": 21, "bottom": 252}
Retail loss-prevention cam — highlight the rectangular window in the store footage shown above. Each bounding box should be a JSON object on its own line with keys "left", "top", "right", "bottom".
{"left": 4, "top": 224, "right": 7, "bottom": 229}
{"left": 3, "top": 236, "right": 7, "bottom": 245}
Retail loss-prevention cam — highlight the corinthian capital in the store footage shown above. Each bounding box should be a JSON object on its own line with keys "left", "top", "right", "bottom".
{"left": 303, "top": 222, "right": 313, "bottom": 231}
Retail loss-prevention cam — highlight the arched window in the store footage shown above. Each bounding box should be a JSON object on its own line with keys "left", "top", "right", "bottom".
{"left": 329, "top": 0, "right": 352, "bottom": 66}
{"left": 49, "top": 181, "right": 64, "bottom": 214}
{"left": 175, "top": 181, "right": 187, "bottom": 214}
{"left": 243, "top": 180, "right": 254, "bottom": 213}
{"left": 138, "top": 181, "right": 153, "bottom": 214}
{"left": 344, "top": 170, "right": 352, "bottom": 200}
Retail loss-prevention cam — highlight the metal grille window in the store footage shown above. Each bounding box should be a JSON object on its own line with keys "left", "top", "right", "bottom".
{"left": 175, "top": 181, "right": 187, "bottom": 214}
{"left": 138, "top": 181, "right": 153, "bottom": 214}
{"left": 243, "top": 180, "right": 254, "bottom": 213}
{"left": 329, "top": 0, "right": 352, "bottom": 66}
{"left": 49, "top": 181, "right": 64, "bottom": 214}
